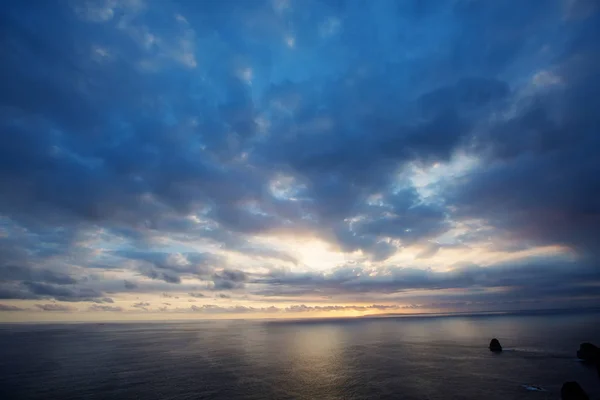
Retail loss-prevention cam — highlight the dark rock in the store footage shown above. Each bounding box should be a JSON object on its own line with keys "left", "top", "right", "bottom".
{"left": 577, "top": 342, "right": 600, "bottom": 362}
{"left": 561, "top": 382, "right": 589, "bottom": 400}
{"left": 489, "top": 338, "right": 502, "bottom": 352}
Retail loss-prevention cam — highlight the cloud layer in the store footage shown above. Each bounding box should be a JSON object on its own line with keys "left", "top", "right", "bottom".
{"left": 1, "top": 0, "right": 599, "bottom": 319}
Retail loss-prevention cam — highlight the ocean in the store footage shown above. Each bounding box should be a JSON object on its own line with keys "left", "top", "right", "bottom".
{"left": 1, "top": 311, "right": 599, "bottom": 399}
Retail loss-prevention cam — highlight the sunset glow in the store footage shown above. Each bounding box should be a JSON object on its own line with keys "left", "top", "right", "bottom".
{"left": 1, "top": 0, "right": 599, "bottom": 322}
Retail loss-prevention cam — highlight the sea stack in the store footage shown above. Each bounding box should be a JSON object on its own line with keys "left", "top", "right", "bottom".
{"left": 561, "top": 382, "right": 589, "bottom": 400}
{"left": 489, "top": 338, "right": 502, "bottom": 352}
{"left": 576, "top": 343, "right": 600, "bottom": 362}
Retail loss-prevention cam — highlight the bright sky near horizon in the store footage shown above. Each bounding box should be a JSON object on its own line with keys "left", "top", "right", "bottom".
{"left": 1, "top": 0, "right": 599, "bottom": 322}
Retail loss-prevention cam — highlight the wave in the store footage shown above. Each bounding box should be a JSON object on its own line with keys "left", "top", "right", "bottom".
{"left": 521, "top": 385, "right": 546, "bottom": 392}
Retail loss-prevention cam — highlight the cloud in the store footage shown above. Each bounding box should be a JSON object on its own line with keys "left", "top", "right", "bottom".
{"left": 284, "top": 304, "right": 398, "bottom": 313}
{"left": 21, "top": 282, "right": 109, "bottom": 302}
{"left": 212, "top": 269, "right": 248, "bottom": 290}
{"left": 563, "top": 0, "right": 598, "bottom": 20}
{"left": 189, "top": 292, "right": 205, "bottom": 298}
{"left": 113, "top": 251, "right": 223, "bottom": 283}
{"left": 189, "top": 304, "right": 263, "bottom": 314}
{"left": 98, "top": 297, "right": 114, "bottom": 303}
{"left": 186, "top": 303, "right": 402, "bottom": 314}
{"left": 0, "top": 280, "right": 112, "bottom": 303}
{"left": 0, "top": 0, "right": 599, "bottom": 316}
{"left": 124, "top": 280, "right": 138, "bottom": 289}
{"left": 0, "top": 304, "right": 26, "bottom": 312}
{"left": 35, "top": 303, "right": 76, "bottom": 312}
{"left": 258, "top": 257, "right": 600, "bottom": 305}
{"left": 88, "top": 304, "right": 123, "bottom": 312}
{"left": 415, "top": 244, "right": 442, "bottom": 259}
{"left": 132, "top": 301, "right": 150, "bottom": 310}
{"left": 0, "top": 265, "right": 77, "bottom": 285}
{"left": 0, "top": 0, "right": 515, "bottom": 263}
{"left": 447, "top": 32, "right": 600, "bottom": 260}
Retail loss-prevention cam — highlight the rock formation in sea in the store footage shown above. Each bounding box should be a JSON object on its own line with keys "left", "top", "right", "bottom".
{"left": 560, "top": 381, "right": 589, "bottom": 400}
{"left": 489, "top": 338, "right": 502, "bottom": 352}
{"left": 577, "top": 342, "right": 600, "bottom": 362}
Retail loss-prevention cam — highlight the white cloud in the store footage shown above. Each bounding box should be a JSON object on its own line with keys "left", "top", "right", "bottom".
{"left": 319, "top": 17, "right": 341, "bottom": 38}
{"left": 408, "top": 152, "right": 480, "bottom": 201}
{"left": 91, "top": 45, "right": 113, "bottom": 63}
{"left": 272, "top": 0, "right": 291, "bottom": 14}
{"left": 74, "top": 1, "right": 115, "bottom": 22}
{"left": 74, "top": 0, "right": 146, "bottom": 23}
{"left": 175, "top": 13, "right": 188, "bottom": 24}
{"left": 532, "top": 70, "right": 563, "bottom": 87}
{"left": 237, "top": 67, "right": 253, "bottom": 84}
{"left": 285, "top": 35, "right": 296, "bottom": 48}
{"left": 79, "top": 1, "right": 198, "bottom": 70}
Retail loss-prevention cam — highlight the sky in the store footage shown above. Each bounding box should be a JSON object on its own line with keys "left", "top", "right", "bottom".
{"left": 1, "top": 0, "right": 599, "bottom": 322}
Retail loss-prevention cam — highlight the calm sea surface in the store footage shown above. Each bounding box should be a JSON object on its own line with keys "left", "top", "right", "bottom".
{"left": 1, "top": 311, "right": 599, "bottom": 399}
